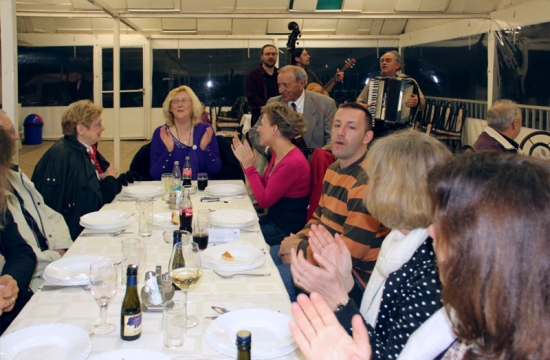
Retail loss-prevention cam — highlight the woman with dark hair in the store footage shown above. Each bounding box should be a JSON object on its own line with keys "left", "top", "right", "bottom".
{"left": 150, "top": 85, "right": 221, "bottom": 180}
{"left": 0, "top": 128, "right": 37, "bottom": 334}
{"left": 232, "top": 102, "right": 310, "bottom": 245}
{"left": 427, "top": 152, "right": 550, "bottom": 359}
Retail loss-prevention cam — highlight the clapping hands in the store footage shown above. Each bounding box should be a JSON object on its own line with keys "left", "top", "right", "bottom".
{"left": 231, "top": 135, "right": 256, "bottom": 169}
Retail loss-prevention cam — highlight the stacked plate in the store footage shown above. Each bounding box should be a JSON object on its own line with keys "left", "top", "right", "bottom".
{"left": 209, "top": 209, "right": 258, "bottom": 229}
{"left": 206, "top": 309, "right": 297, "bottom": 359}
{"left": 153, "top": 211, "right": 178, "bottom": 230}
{"left": 0, "top": 323, "right": 92, "bottom": 360}
{"left": 204, "top": 183, "right": 247, "bottom": 197}
{"left": 43, "top": 255, "right": 104, "bottom": 286}
{"left": 79, "top": 210, "right": 133, "bottom": 231}
{"left": 121, "top": 185, "right": 163, "bottom": 198}
{"left": 201, "top": 243, "right": 264, "bottom": 271}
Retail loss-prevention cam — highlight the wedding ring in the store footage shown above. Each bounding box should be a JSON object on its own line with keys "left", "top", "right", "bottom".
{"left": 321, "top": 247, "right": 325, "bottom": 252}
{"left": 300, "top": 269, "right": 305, "bottom": 277}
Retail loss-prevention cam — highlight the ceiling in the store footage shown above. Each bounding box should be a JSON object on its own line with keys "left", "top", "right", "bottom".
{"left": 8, "top": 0, "right": 533, "bottom": 37}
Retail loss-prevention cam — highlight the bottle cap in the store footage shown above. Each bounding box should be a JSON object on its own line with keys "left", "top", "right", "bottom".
{"left": 126, "top": 264, "right": 138, "bottom": 276}
{"left": 236, "top": 330, "right": 251, "bottom": 345}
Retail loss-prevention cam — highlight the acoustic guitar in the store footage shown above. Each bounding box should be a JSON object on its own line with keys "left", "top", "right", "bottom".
{"left": 306, "top": 58, "right": 356, "bottom": 96}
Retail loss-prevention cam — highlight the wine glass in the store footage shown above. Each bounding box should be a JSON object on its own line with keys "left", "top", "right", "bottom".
{"left": 89, "top": 257, "right": 118, "bottom": 334}
{"left": 169, "top": 241, "right": 202, "bottom": 328}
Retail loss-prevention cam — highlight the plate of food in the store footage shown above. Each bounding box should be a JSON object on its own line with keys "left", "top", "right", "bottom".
{"left": 201, "top": 243, "right": 264, "bottom": 271}
{"left": 153, "top": 211, "right": 179, "bottom": 229}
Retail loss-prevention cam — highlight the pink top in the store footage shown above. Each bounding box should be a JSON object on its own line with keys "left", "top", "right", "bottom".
{"left": 243, "top": 147, "right": 310, "bottom": 209}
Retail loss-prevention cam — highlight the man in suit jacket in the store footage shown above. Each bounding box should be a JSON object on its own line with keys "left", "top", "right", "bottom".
{"left": 248, "top": 65, "right": 336, "bottom": 157}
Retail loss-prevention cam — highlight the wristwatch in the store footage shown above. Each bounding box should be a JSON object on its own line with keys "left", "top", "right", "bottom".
{"left": 334, "top": 298, "right": 349, "bottom": 312}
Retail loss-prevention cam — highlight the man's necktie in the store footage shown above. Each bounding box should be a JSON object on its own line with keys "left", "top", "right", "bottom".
{"left": 87, "top": 145, "right": 104, "bottom": 174}
{"left": 291, "top": 102, "right": 297, "bottom": 112}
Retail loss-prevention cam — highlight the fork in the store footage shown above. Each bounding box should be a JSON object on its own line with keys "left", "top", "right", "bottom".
{"left": 213, "top": 271, "right": 270, "bottom": 279}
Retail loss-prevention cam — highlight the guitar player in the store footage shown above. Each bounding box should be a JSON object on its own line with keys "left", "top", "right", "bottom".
{"left": 291, "top": 48, "right": 344, "bottom": 95}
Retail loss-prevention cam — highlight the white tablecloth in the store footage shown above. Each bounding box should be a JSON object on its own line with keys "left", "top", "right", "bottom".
{"left": 4, "top": 180, "right": 303, "bottom": 359}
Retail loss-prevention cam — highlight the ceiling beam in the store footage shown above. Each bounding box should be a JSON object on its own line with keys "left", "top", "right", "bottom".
{"left": 86, "top": 0, "right": 150, "bottom": 39}
{"left": 17, "top": 10, "right": 490, "bottom": 20}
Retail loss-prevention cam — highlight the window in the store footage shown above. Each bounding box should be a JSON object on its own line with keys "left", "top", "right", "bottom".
{"left": 102, "top": 48, "right": 143, "bottom": 108}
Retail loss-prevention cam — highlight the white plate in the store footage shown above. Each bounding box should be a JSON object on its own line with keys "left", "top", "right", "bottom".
{"left": 0, "top": 323, "right": 92, "bottom": 360}
{"left": 80, "top": 210, "right": 133, "bottom": 228}
{"left": 201, "top": 244, "right": 264, "bottom": 271}
{"left": 204, "top": 184, "right": 246, "bottom": 196}
{"left": 43, "top": 255, "right": 105, "bottom": 285}
{"left": 211, "top": 309, "right": 294, "bottom": 351}
{"left": 153, "top": 212, "right": 178, "bottom": 230}
{"left": 79, "top": 218, "right": 133, "bottom": 232}
{"left": 121, "top": 185, "right": 163, "bottom": 198}
{"left": 89, "top": 349, "right": 171, "bottom": 360}
{"left": 209, "top": 209, "right": 258, "bottom": 228}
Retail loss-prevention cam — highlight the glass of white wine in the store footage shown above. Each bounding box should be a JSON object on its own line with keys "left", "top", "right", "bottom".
{"left": 169, "top": 241, "right": 202, "bottom": 328}
{"left": 89, "top": 257, "right": 118, "bottom": 334}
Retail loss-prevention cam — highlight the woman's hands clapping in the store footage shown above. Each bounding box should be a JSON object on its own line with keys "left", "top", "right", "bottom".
{"left": 231, "top": 134, "right": 256, "bottom": 169}
{"left": 160, "top": 125, "right": 175, "bottom": 153}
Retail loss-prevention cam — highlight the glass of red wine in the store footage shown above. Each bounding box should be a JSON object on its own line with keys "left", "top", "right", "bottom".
{"left": 192, "top": 221, "right": 210, "bottom": 250}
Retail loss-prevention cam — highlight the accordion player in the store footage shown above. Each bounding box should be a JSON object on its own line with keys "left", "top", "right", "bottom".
{"left": 366, "top": 77, "right": 419, "bottom": 128}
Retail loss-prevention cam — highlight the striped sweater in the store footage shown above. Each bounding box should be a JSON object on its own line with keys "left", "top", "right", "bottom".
{"left": 296, "top": 152, "right": 389, "bottom": 287}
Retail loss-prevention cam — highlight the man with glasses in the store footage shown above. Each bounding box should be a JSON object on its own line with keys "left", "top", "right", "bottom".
{"left": 32, "top": 100, "right": 124, "bottom": 239}
{"left": 0, "top": 111, "right": 72, "bottom": 290}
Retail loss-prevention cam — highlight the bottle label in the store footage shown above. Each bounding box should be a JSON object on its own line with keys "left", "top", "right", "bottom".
{"left": 122, "top": 313, "right": 142, "bottom": 337}
{"left": 183, "top": 169, "right": 192, "bottom": 177}
{"left": 185, "top": 207, "right": 193, "bottom": 217}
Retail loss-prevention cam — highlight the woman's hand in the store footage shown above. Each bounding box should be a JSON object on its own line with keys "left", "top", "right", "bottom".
{"left": 200, "top": 126, "right": 214, "bottom": 151}
{"left": 289, "top": 292, "right": 371, "bottom": 360}
{"left": 160, "top": 125, "right": 175, "bottom": 153}
{"left": 231, "top": 135, "right": 256, "bottom": 169}
{"left": 0, "top": 275, "right": 19, "bottom": 314}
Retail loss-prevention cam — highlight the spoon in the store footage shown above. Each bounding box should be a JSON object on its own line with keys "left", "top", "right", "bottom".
{"left": 211, "top": 306, "right": 230, "bottom": 314}
{"left": 80, "top": 229, "right": 130, "bottom": 237}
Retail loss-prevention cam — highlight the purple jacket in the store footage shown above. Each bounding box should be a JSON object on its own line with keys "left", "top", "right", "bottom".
{"left": 149, "top": 122, "right": 222, "bottom": 180}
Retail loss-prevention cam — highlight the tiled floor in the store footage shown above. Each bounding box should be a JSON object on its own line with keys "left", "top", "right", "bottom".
{"left": 17, "top": 140, "right": 149, "bottom": 177}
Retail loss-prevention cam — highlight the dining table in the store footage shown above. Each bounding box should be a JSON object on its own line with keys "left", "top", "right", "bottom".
{"left": 3, "top": 180, "right": 305, "bottom": 359}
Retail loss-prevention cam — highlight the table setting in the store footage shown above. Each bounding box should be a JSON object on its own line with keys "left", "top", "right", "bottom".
{"left": 1, "top": 180, "right": 302, "bottom": 359}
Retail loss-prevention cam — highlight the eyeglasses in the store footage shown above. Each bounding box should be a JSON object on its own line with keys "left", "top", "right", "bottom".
{"left": 171, "top": 98, "right": 191, "bottom": 104}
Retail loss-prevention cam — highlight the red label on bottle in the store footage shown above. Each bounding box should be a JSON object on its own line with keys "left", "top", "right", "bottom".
{"left": 185, "top": 207, "right": 193, "bottom": 217}
{"left": 183, "top": 169, "right": 192, "bottom": 177}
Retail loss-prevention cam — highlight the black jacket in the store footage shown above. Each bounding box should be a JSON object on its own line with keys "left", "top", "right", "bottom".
{"left": 31, "top": 136, "right": 122, "bottom": 240}
{"left": 0, "top": 210, "right": 37, "bottom": 334}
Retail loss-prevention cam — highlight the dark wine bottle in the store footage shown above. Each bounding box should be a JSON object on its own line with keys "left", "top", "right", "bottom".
{"left": 120, "top": 264, "right": 142, "bottom": 341}
{"left": 236, "top": 330, "right": 251, "bottom": 360}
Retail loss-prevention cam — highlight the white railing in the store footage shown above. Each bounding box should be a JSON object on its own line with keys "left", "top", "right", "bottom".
{"left": 425, "top": 96, "right": 550, "bottom": 131}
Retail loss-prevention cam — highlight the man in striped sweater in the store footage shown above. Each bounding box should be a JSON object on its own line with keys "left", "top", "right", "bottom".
{"left": 270, "top": 102, "right": 388, "bottom": 301}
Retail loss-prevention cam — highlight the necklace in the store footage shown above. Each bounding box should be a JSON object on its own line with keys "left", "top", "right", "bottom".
{"left": 175, "top": 125, "right": 193, "bottom": 146}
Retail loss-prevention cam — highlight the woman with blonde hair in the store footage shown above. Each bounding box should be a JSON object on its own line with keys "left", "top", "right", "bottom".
{"left": 150, "top": 86, "right": 221, "bottom": 180}
{"left": 290, "top": 130, "right": 453, "bottom": 359}
{"left": 232, "top": 102, "right": 310, "bottom": 245}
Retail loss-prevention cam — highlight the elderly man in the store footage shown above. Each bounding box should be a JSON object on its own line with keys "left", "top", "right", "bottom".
{"left": 32, "top": 100, "right": 123, "bottom": 239}
{"left": 0, "top": 111, "right": 72, "bottom": 291}
{"left": 246, "top": 44, "right": 279, "bottom": 127}
{"left": 270, "top": 103, "right": 388, "bottom": 301}
{"left": 473, "top": 99, "right": 523, "bottom": 153}
{"left": 0, "top": 126, "right": 37, "bottom": 334}
{"left": 357, "top": 50, "right": 425, "bottom": 112}
{"left": 248, "top": 65, "right": 336, "bottom": 156}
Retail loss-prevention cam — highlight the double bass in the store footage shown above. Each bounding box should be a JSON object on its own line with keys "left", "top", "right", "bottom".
{"left": 286, "top": 22, "right": 301, "bottom": 66}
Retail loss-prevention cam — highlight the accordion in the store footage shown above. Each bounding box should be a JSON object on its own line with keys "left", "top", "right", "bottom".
{"left": 367, "top": 77, "right": 417, "bottom": 126}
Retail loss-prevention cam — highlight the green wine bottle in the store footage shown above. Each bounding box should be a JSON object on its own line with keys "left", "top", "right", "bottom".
{"left": 236, "top": 330, "right": 251, "bottom": 360}
{"left": 171, "top": 242, "right": 186, "bottom": 291}
{"left": 120, "top": 264, "right": 142, "bottom": 341}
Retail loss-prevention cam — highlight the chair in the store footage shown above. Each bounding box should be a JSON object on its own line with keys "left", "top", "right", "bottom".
{"left": 430, "top": 102, "right": 467, "bottom": 153}
{"left": 307, "top": 149, "right": 335, "bottom": 221}
{"left": 129, "top": 142, "right": 153, "bottom": 181}
{"left": 519, "top": 130, "right": 550, "bottom": 160}
{"left": 215, "top": 96, "right": 248, "bottom": 136}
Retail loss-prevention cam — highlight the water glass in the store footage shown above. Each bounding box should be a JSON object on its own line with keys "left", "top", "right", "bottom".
{"left": 163, "top": 300, "right": 186, "bottom": 348}
{"left": 161, "top": 173, "right": 172, "bottom": 201}
{"left": 89, "top": 258, "right": 118, "bottom": 334}
{"left": 121, "top": 238, "right": 146, "bottom": 285}
{"left": 136, "top": 198, "right": 154, "bottom": 237}
{"left": 197, "top": 173, "right": 208, "bottom": 191}
{"left": 197, "top": 209, "right": 211, "bottom": 224}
